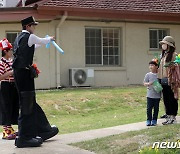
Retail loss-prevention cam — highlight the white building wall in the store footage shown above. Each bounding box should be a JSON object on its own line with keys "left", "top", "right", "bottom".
{"left": 0, "top": 22, "right": 57, "bottom": 89}
{"left": 125, "top": 22, "right": 180, "bottom": 85}
{"left": 58, "top": 20, "right": 128, "bottom": 87}
{"left": 33, "top": 22, "right": 56, "bottom": 89}
{"left": 0, "top": 21, "right": 179, "bottom": 88}
{"left": 58, "top": 20, "right": 180, "bottom": 87}
{"left": 0, "top": 0, "right": 19, "bottom": 7}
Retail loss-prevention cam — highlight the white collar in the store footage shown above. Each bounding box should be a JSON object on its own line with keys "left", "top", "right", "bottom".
{"left": 1, "top": 57, "right": 12, "bottom": 62}
{"left": 22, "top": 30, "right": 30, "bottom": 34}
{"left": 150, "top": 72, "right": 157, "bottom": 75}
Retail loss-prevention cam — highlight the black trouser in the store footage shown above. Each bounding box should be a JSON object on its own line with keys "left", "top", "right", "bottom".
{"left": 0, "top": 91, "right": 2, "bottom": 124}
{"left": 162, "top": 85, "right": 178, "bottom": 116}
{"left": 0, "top": 82, "right": 19, "bottom": 126}
{"left": 147, "top": 97, "right": 160, "bottom": 121}
{"left": 13, "top": 68, "right": 52, "bottom": 139}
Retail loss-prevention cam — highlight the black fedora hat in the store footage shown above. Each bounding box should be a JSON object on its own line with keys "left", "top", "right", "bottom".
{"left": 21, "top": 16, "right": 39, "bottom": 26}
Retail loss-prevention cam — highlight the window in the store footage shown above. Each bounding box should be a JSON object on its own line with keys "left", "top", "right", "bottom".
{"left": 85, "top": 28, "right": 120, "bottom": 66}
{"left": 6, "top": 32, "right": 20, "bottom": 46}
{"left": 149, "top": 29, "right": 168, "bottom": 50}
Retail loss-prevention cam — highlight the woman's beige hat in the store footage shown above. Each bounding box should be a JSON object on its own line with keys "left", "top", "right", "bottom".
{"left": 159, "top": 36, "right": 175, "bottom": 48}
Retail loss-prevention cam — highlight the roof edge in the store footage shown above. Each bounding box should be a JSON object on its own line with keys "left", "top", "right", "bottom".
{"left": 37, "top": 5, "right": 180, "bottom": 17}
{"left": 36, "top": 5, "right": 180, "bottom": 23}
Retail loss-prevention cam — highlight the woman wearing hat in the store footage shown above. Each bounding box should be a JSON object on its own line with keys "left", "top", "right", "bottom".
{"left": 0, "top": 39, "right": 19, "bottom": 139}
{"left": 12, "top": 16, "right": 58, "bottom": 148}
{"left": 158, "top": 36, "right": 178, "bottom": 125}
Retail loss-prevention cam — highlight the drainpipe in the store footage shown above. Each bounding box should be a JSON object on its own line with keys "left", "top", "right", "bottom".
{"left": 55, "top": 11, "right": 68, "bottom": 88}
{"left": 22, "top": 0, "right": 26, "bottom": 7}
{"left": 3, "top": 0, "right": 6, "bottom": 7}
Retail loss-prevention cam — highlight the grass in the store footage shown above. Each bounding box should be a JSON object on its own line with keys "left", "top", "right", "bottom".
{"left": 0, "top": 86, "right": 165, "bottom": 134}
{"left": 71, "top": 124, "right": 180, "bottom": 154}
{"left": 1, "top": 86, "right": 179, "bottom": 153}
{"left": 35, "top": 86, "right": 165, "bottom": 134}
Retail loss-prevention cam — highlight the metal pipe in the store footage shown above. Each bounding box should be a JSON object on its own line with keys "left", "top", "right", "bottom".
{"left": 22, "top": 0, "right": 26, "bottom": 7}
{"left": 55, "top": 11, "right": 68, "bottom": 88}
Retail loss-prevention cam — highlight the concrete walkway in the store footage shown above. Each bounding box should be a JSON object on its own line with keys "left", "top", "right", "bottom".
{"left": 0, "top": 116, "right": 179, "bottom": 154}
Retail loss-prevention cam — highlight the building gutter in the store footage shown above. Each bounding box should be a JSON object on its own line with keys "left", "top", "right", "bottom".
{"left": 55, "top": 11, "right": 68, "bottom": 88}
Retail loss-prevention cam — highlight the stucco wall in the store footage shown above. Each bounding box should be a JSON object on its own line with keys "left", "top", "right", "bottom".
{"left": 58, "top": 21, "right": 128, "bottom": 87}
{"left": 0, "top": 21, "right": 179, "bottom": 88}
{"left": 33, "top": 22, "right": 56, "bottom": 89}
{"left": 58, "top": 20, "right": 180, "bottom": 87}
{"left": 125, "top": 23, "right": 180, "bottom": 85}
{"left": 0, "top": 22, "right": 57, "bottom": 89}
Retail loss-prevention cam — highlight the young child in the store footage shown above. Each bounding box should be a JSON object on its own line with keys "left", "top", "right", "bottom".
{"left": 0, "top": 39, "right": 19, "bottom": 139}
{"left": 144, "top": 60, "right": 161, "bottom": 126}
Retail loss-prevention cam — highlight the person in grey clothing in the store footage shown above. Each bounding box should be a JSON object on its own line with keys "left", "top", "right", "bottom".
{"left": 144, "top": 60, "right": 161, "bottom": 126}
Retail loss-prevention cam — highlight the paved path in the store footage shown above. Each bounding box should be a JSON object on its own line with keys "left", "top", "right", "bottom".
{"left": 0, "top": 117, "right": 179, "bottom": 154}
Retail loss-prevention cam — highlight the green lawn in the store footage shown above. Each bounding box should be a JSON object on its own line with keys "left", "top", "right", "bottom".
{"left": 1, "top": 86, "right": 166, "bottom": 134}
{"left": 36, "top": 86, "right": 165, "bottom": 134}
{"left": 1, "top": 86, "right": 179, "bottom": 153}
{"left": 72, "top": 124, "right": 180, "bottom": 154}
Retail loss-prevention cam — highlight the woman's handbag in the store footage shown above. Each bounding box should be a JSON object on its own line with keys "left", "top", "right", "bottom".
{"left": 161, "top": 77, "right": 168, "bottom": 85}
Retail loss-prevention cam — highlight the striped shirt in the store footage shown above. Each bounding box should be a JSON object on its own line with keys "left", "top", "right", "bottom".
{"left": 0, "top": 57, "right": 14, "bottom": 82}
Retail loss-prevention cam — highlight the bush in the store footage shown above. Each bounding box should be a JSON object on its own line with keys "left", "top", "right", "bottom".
{"left": 139, "top": 147, "right": 160, "bottom": 154}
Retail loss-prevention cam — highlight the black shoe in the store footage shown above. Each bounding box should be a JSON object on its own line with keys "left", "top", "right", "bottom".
{"left": 35, "top": 136, "right": 43, "bottom": 144}
{"left": 15, "top": 137, "right": 41, "bottom": 148}
{"left": 160, "top": 114, "right": 168, "bottom": 118}
{"left": 162, "top": 119, "right": 175, "bottom": 125}
{"left": 39, "top": 126, "right": 59, "bottom": 141}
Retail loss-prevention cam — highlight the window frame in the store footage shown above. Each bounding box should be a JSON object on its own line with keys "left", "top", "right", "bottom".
{"left": 85, "top": 27, "right": 121, "bottom": 67}
{"left": 6, "top": 31, "right": 20, "bottom": 45}
{"left": 149, "top": 28, "right": 169, "bottom": 51}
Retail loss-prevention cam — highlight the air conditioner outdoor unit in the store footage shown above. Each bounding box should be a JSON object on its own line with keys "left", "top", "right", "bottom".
{"left": 0, "top": 0, "right": 5, "bottom": 7}
{"left": 69, "top": 68, "right": 94, "bottom": 87}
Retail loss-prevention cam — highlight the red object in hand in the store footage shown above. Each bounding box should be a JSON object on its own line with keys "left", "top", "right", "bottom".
{"left": 32, "top": 63, "right": 40, "bottom": 74}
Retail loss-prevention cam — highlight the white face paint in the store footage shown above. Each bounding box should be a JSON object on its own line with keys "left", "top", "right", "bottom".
{"left": 162, "top": 44, "right": 168, "bottom": 50}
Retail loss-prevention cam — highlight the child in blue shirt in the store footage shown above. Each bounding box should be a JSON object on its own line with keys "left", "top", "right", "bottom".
{"left": 144, "top": 60, "right": 161, "bottom": 126}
